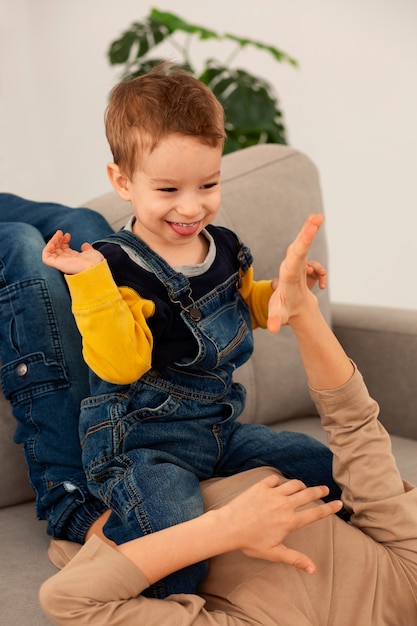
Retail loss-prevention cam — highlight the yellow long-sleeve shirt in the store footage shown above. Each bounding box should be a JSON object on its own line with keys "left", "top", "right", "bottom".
{"left": 66, "top": 259, "right": 273, "bottom": 386}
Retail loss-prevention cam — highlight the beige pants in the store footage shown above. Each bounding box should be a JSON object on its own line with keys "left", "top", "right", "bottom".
{"left": 40, "top": 368, "right": 417, "bottom": 625}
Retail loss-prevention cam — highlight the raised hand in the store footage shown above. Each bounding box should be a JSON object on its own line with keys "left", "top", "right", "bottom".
{"left": 267, "top": 214, "right": 325, "bottom": 334}
{"left": 42, "top": 230, "right": 104, "bottom": 274}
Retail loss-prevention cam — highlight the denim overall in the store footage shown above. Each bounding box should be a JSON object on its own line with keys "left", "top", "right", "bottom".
{"left": 80, "top": 229, "right": 341, "bottom": 598}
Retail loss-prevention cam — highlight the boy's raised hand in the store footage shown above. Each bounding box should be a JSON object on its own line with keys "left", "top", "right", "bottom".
{"left": 42, "top": 230, "right": 104, "bottom": 274}
{"left": 268, "top": 214, "right": 325, "bottom": 334}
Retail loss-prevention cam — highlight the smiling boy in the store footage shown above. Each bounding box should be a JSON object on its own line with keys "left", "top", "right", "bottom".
{"left": 43, "top": 64, "right": 340, "bottom": 598}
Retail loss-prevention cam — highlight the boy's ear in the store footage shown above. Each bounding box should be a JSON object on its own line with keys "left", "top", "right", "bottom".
{"left": 107, "top": 163, "right": 131, "bottom": 201}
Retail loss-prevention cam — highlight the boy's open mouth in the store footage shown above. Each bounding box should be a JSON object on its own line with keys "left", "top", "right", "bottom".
{"left": 167, "top": 221, "right": 200, "bottom": 236}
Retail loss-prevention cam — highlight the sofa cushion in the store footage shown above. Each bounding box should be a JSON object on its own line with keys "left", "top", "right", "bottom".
{"left": 0, "top": 396, "right": 35, "bottom": 507}
{"left": 0, "top": 502, "right": 53, "bottom": 625}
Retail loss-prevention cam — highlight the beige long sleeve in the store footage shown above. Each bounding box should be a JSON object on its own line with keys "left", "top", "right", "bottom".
{"left": 40, "top": 534, "right": 253, "bottom": 626}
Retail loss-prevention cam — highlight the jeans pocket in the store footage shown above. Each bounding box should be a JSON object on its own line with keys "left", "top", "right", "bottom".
{"left": 80, "top": 388, "right": 180, "bottom": 459}
{"left": 0, "top": 278, "right": 70, "bottom": 402}
{"left": 1, "top": 352, "right": 69, "bottom": 402}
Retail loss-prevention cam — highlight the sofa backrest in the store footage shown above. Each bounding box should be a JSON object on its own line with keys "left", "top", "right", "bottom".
{"left": 0, "top": 144, "right": 329, "bottom": 508}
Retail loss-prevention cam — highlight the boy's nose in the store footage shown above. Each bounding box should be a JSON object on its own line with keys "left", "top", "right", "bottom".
{"left": 177, "top": 195, "right": 200, "bottom": 219}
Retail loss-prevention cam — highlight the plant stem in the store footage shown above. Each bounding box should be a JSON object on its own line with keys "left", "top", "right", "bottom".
{"left": 224, "top": 45, "right": 242, "bottom": 67}
{"left": 167, "top": 34, "right": 194, "bottom": 68}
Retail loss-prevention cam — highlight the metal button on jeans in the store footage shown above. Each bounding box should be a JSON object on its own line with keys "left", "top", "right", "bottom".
{"left": 16, "top": 363, "right": 28, "bottom": 376}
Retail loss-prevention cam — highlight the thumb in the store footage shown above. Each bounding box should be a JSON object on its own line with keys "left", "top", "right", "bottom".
{"left": 267, "top": 285, "right": 288, "bottom": 333}
{"left": 267, "top": 314, "right": 282, "bottom": 334}
{"left": 80, "top": 242, "right": 94, "bottom": 252}
{"left": 271, "top": 544, "right": 317, "bottom": 575}
{"left": 267, "top": 295, "right": 286, "bottom": 333}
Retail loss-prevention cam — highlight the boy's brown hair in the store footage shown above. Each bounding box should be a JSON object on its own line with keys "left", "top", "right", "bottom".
{"left": 105, "top": 63, "right": 226, "bottom": 179}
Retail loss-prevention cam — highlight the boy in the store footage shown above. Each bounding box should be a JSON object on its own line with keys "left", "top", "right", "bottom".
{"left": 43, "top": 64, "right": 341, "bottom": 598}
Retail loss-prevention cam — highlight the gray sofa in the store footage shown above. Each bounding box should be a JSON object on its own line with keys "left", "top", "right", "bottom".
{"left": 1, "top": 144, "right": 417, "bottom": 625}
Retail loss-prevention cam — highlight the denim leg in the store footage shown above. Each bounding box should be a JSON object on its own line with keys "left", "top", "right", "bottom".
{"left": 0, "top": 204, "right": 113, "bottom": 541}
{"left": 81, "top": 406, "right": 209, "bottom": 598}
{"left": 217, "top": 422, "right": 343, "bottom": 502}
{"left": 98, "top": 452, "right": 208, "bottom": 599}
{"left": 0, "top": 193, "right": 113, "bottom": 249}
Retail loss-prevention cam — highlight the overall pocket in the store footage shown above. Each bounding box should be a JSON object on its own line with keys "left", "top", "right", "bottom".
{"left": 79, "top": 386, "right": 180, "bottom": 462}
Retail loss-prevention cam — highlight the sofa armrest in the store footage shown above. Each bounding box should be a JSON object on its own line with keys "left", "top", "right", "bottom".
{"left": 332, "top": 303, "right": 417, "bottom": 439}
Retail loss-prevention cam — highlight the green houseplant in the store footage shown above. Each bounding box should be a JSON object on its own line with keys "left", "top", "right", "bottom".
{"left": 107, "top": 8, "right": 298, "bottom": 154}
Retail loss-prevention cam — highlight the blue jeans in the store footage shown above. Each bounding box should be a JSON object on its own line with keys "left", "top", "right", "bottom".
{"left": 0, "top": 194, "right": 113, "bottom": 542}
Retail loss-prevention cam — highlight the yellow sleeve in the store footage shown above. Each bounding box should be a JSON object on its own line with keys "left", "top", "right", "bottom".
{"left": 239, "top": 266, "right": 274, "bottom": 329}
{"left": 65, "top": 260, "right": 155, "bottom": 384}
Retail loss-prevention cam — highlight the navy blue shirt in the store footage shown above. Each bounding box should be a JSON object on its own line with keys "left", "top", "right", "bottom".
{"left": 97, "top": 225, "right": 245, "bottom": 369}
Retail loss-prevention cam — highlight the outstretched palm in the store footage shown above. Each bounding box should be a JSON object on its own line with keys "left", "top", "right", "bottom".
{"left": 42, "top": 230, "right": 104, "bottom": 274}
{"left": 267, "top": 214, "right": 324, "bottom": 333}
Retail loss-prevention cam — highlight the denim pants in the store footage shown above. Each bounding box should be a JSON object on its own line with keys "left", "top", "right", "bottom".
{"left": 80, "top": 230, "right": 342, "bottom": 598}
{"left": 0, "top": 194, "right": 113, "bottom": 541}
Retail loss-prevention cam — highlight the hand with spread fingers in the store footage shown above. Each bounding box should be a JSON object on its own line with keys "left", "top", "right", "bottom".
{"left": 42, "top": 229, "right": 104, "bottom": 275}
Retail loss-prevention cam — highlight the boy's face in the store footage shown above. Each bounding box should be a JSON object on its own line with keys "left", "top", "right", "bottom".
{"left": 115, "top": 133, "right": 222, "bottom": 263}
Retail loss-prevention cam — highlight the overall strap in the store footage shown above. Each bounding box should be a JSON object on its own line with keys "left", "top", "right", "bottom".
{"left": 228, "top": 230, "right": 253, "bottom": 287}
{"left": 93, "top": 230, "right": 192, "bottom": 302}
{"left": 94, "top": 228, "right": 253, "bottom": 319}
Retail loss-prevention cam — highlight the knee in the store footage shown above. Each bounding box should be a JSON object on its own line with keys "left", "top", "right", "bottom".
{"left": 39, "top": 573, "right": 71, "bottom": 624}
{"left": 0, "top": 223, "right": 45, "bottom": 266}
{"left": 0, "top": 222, "right": 43, "bottom": 245}
{"left": 0, "top": 193, "right": 20, "bottom": 205}
{"left": 39, "top": 569, "right": 92, "bottom": 626}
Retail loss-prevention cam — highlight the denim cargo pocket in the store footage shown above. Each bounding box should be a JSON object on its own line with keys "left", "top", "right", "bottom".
{"left": 1, "top": 352, "right": 69, "bottom": 403}
{"left": 0, "top": 279, "right": 69, "bottom": 402}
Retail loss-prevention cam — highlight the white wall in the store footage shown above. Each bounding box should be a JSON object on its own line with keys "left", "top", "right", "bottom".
{"left": 1, "top": 0, "right": 416, "bottom": 309}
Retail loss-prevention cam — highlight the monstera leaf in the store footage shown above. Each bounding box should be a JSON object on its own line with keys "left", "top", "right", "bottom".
{"left": 108, "top": 19, "right": 168, "bottom": 66}
{"left": 199, "top": 62, "right": 286, "bottom": 152}
{"left": 107, "top": 8, "right": 297, "bottom": 152}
